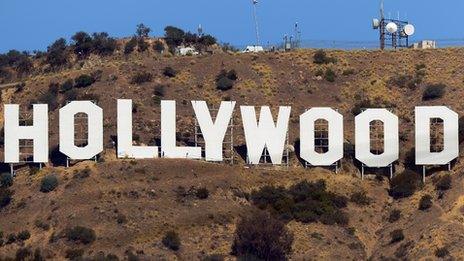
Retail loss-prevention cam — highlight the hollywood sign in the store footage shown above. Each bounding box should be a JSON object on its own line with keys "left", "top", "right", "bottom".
{"left": 2, "top": 100, "right": 459, "bottom": 168}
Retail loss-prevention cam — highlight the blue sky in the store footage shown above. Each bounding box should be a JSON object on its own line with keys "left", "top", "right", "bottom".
{"left": 1, "top": 0, "right": 463, "bottom": 52}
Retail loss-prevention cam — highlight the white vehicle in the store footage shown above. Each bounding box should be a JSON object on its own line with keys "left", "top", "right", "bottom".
{"left": 178, "top": 46, "right": 199, "bottom": 56}
{"left": 242, "top": 45, "right": 264, "bottom": 53}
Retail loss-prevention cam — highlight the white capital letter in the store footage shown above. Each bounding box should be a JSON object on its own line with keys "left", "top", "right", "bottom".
{"left": 161, "top": 100, "right": 201, "bottom": 159}
{"left": 5, "top": 104, "right": 48, "bottom": 163}
{"left": 355, "top": 109, "right": 398, "bottom": 167}
{"left": 59, "top": 101, "right": 103, "bottom": 160}
{"left": 241, "top": 106, "right": 291, "bottom": 165}
{"left": 415, "top": 106, "right": 458, "bottom": 165}
{"left": 117, "top": 99, "right": 158, "bottom": 158}
{"left": 300, "top": 108, "right": 343, "bottom": 166}
{"left": 192, "top": 101, "right": 235, "bottom": 161}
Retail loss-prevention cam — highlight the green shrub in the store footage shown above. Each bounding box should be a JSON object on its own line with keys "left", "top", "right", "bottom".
{"left": 164, "top": 26, "right": 186, "bottom": 49}
{"left": 154, "top": 84, "right": 166, "bottom": 97}
{"left": 0, "top": 188, "right": 12, "bottom": 208}
{"left": 196, "top": 187, "right": 209, "bottom": 199}
{"left": 59, "top": 79, "right": 74, "bottom": 93}
{"left": 313, "top": 49, "right": 336, "bottom": 64}
{"left": 162, "top": 230, "right": 181, "bottom": 251}
{"left": 435, "top": 246, "right": 450, "bottom": 258}
{"left": 72, "top": 31, "right": 93, "bottom": 58}
{"left": 65, "top": 226, "right": 96, "bottom": 244}
{"left": 216, "top": 77, "right": 234, "bottom": 91}
{"left": 74, "top": 74, "right": 95, "bottom": 88}
{"left": 251, "top": 180, "right": 349, "bottom": 226}
{"left": 389, "top": 170, "right": 421, "bottom": 199}
{"left": 40, "top": 175, "right": 58, "bottom": 193}
{"left": 435, "top": 174, "right": 452, "bottom": 191}
{"left": 390, "top": 229, "right": 405, "bottom": 243}
{"left": 17, "top": 230, "right": 30, "bottom": 241}
{"left": 16, "top": 247, "right": 33, "bottom": 260}
{"left": 0, "top": 173, "right": 12, "bottom": 188}
{"left": 350, "top": 190, "right": 371, "bottom": 206}
{"left": 6, "top": 233, "right": 16, "bottom": 244}
{"left": 342, "top": 68, "right": 355, "bottom": 76}
{"left": 231, "top": 211, "right": 293, "bottom": 260}
{"left": 153, "top": 41, "right": 165, "bottom": 53}
{"left": 419, "top": 194, "right": 433, "bottom": 210}
{"left": 92, "top": 32, "right": 117, "bottom": 56}
{"left": 46, "top": 38, "right": 68, "bottom": 68}
{"left": 136, "top": 23, "right": 151, "bottom": 38}
{"left": 131, "top": 72, "right": 152, "bottom": 84}
{"left": 163, "top": 66, "right": 177, "bottom": 78}
{"left": 422, "top": 84, "right": 446, "bottom": 100}
{"left": 324, "top": 68, "right": 336, "bottom": 82}
{"left": 388, "top": 209, "right": 401, "bottom": 223}
{"left": 137, "top": 38, "right": 149, "bottom": 52}
{"left": 65, "top": 248, "right": 84, "bottom": 259}
{"left": 124, "top": 37, "right": 137, "bottom": 54}
{"left": 215, "top": 69, "right": 238, "bottom": 91}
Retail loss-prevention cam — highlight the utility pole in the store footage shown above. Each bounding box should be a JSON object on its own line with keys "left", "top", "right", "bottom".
{"left": 252, "top": 0, "right": 261, "bottom": 46}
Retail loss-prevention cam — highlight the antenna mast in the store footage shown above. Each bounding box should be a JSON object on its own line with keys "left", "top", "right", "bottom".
{"left": 380, "top": 0, "right": 385, "bottom": 49}
{"left": 252, "top": 0, "right": 261, "bottom": 46}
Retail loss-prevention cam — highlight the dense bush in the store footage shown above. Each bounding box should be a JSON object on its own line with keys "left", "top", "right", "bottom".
{"left": 216, "top": 69, "right": 238, "bottom": 91}
{"left": 65, "top": 226, "right": 96, "bottom": 244}
{"left": 196, "top": 187, "right": 209, "bottom": 199}
{"left": 418, "top": 194, "right": 433, "bottom": 210}
{"left": 216, "top": 77, "right": 234, "bottom": 91}
{"left": 154, "top": 84, "right": 166, "bottom": 97}
{"left": 0, "top": 50, "right": 34, "bottom": 76}
{"left": 72, "top": 31, "right": 93, "bottom": 58}
{"left": 435, "top": 174, "right": 452, "bottom": 191}
{"left": 232, "top": 211, "right": 293, "bottom": 260}
{"left": 65, "top": 248, "right": 84, "bottom": 259}
{"left": 390, "top": 229, "right": 405, "bottom": 243}
{"left": 435, "top": 246, "right": 450, "bottom": 258}
{"left": 153, "top": 41, "right": 165, "bottom": 53}
{"left": 162, "top": 230, "right": 181, "bottom": 251}
{"left": 313, "top": 49, "right": 336, "bottom": 64}
{"left": 388, "top": 209, "right": 401, "bottom": 223}
{"left": 74, "top": 74, "right": 96, "bottom": 88}
{"left": 350, "top": 190, "right": 371, "bottom": 206}
{"left": 40, "top": 175, "right": 58, "bottom": 193}
{"left": 131, "top": 72, "right": 152, "bottom": 84}
{"left": 0, "top": 173, "right": 13, "bottom": 188}
{"left": 137, "top": 38, "right": 149, "bottom": 52}
{"left": 251, "top": 180, "right": 349, "bottom": 226}
{"left": 124, "top": 37, "right": 138, "bottom": 54}
{"left": 17, "top": 230, "right": 31, "bottom": 241}
{"left": 422, "top": 84, "right": 446, "bottom": 101}
{"left": 163, "top": 66, "right": 177, "bottom": 78}
{"left": 60, "top": 79, "right": 74, "bottom": 93}
{"left": 92, "top": 32, "right": 117, "bottom": 56}
{"left": 0, "top": 188, "right": 12, "bottom": 208}
{"left": 324, "top": 68, "right": 337, "bottom": 82}
{"left": 46, "top": 38, "right": 68, "bottom": 68}
{"left": 389, "top": 170, "right": 421, "bottom": 199}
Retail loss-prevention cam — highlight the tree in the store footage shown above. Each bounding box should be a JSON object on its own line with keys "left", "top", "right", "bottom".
{"left": 124, "top": 37, "right": 137, "bottom": 54}
{"left": 136, "top": 23, "right": 151, "bottom": 38}
{"left": 71, "top": 31, "right": 93, "bottom": 58}
{"left": 46, "top": 38, "right": 68, "bottom": 68}
{"left": 153, "top": 41, "right": 165, "bottom": 53}
{"left": 232, "top": 211, "right": 293, "bottom": 260}
{"left": 199, "top": 34, "right": 217, "bottom": 46}
{"left": 92, "top": 32, "right": 117, "bottom": 56}
{"left": 164, "top": 26, "right": 185, "bottom": 47}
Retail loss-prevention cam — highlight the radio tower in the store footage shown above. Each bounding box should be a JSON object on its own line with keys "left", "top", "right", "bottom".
{"left": 379, "top": 0, "right": 385, "bottom": 50}
{"left": 252, "top": 0, "right": 261, "bottom": 46}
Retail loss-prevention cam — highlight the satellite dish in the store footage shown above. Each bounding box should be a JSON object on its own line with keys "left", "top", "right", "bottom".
{"left": 372, "top": 19, "right": 380, "bottom": 29}
{"left": 386, "top": 22, "right": 398, "bottom": 33}
{"left": 403, "top": 24, "right": 415, "bottom": 36}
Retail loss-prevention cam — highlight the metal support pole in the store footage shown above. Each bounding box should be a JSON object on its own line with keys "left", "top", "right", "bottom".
{"left": 422, "top": 166, "right": 426, "bottom": 183}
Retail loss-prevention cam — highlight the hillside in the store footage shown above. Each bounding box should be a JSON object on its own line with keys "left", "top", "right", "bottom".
{"left": 1, "top": 47, "right": 464, "bottom": 260}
